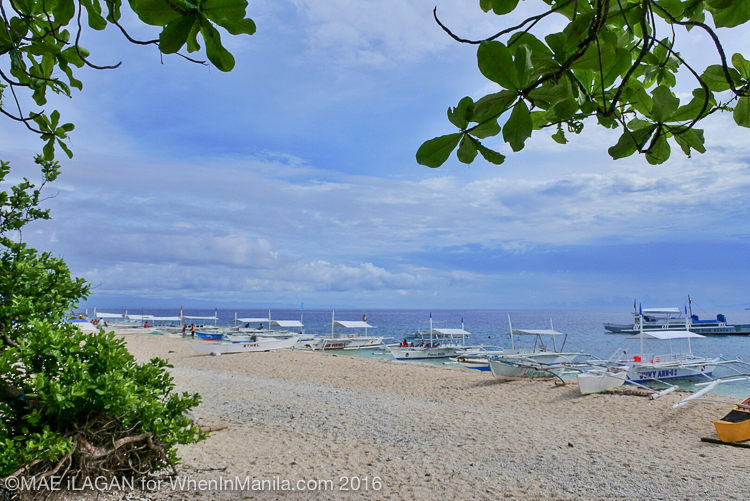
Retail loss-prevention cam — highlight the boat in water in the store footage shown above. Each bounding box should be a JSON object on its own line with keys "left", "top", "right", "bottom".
{"left": 387, "top": 316, "right": 482, "bottom": 360}
{"left": 296, "top": 312, "right": 383, "bottom": 351}
{"left": 487, "top": 317, "right": 587, "bottom": 380}
{"left": 604, "top": 298, "right": 750, "bottom": 335}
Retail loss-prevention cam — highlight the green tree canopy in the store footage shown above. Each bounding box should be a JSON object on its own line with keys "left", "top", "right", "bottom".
{"left": 417, "top": 0, "right": 750, "bottom": 167}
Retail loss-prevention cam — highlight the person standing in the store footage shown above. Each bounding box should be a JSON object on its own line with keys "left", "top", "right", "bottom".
{"left": 182, "top": 325, "right": 187, "bottom": 338}
{"left": 191, "top": 324, "right": 195, "bottom": 339}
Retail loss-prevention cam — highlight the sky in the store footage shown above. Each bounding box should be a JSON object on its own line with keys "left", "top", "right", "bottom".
{"left": 3, "top": 1, "right": 750, "bottom": 310}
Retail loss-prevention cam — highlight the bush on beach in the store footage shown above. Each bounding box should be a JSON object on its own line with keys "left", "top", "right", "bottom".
{"left": 0, "top": 320, "right": 204, "bottom": 485}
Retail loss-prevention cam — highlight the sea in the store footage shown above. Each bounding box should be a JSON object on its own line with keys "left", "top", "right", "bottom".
{"left": 90, "top": 306, "right": 750, "bottom": 398}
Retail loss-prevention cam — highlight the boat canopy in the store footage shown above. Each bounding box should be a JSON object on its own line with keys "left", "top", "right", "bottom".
{"left": 333, "top": 320, "right": 374, "bottom": 329}
{"left": 237, "top": 317, "right": 270, "bottom": 323}
{"left": 149, "top": 316, "right": 181, "bottom": 321}
{"left": 126, "top": 314, "right": 154, "bottom": 321}
{"left": 628, "top": 330, "right": 705, "bottom": 340}
{"left": 432, "top": 328, "right": 470, "bottom": 336}
{"left": 94, "top": 312, "right": 124, "bottom": 319}
{"left": 272, "top": 320, "right": 304, "bottom": 328}
{"left": 642, "top": 308, "right": 682, "bottom": 315}
{"left": 182, "top": 315, "right": 218, "bottom": 320}
{"left": 510, "top": 329, "right": 566, "bottom": 336}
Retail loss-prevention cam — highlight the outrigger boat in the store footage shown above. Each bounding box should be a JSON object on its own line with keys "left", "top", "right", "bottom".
{"left": 388, "top": 315, "right": 480, "bottom": 360}
{"left": 296, "top": 312, "right": 383, "bottom": 351}
{"left": 189, "top": 335, "right": 299, "bottom": 355}
{"left": 487, "top": 317, "right": 586, "bottom": 381}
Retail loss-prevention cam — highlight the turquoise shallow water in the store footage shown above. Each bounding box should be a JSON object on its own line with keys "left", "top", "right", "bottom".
{"left": 101, "top": 306, "right": 750, "bottom": 398}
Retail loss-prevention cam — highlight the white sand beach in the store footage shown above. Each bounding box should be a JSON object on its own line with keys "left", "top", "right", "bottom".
{"left": 116, "top": 330, "right": 749, "bottom": 500}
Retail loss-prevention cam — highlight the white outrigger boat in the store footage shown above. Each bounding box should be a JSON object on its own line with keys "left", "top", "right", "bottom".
{"left": 388, "top": 316, "right": 480, "bottom": 360}
{"left": 488, "top": 317, "right": 586, "bottom": 381}
{"left": 296, "top": 312, "right": 383, "bottom": 351}
{"left": 229, "top": 313, "right": 305, "bottom": 341}
{"left": 189, "top": 335, "right": 299, "bottom": 355}
{"left": 575, "top": 314, "right": 740, "bottom": 395}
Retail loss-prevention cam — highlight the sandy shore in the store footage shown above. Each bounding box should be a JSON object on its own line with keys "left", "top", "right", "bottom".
{"left": 113, "top": 330, "right": 748, "bottom": 500}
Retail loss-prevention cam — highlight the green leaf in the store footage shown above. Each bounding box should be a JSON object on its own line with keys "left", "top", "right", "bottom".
{"left": 734, "top": 96, "right": 750, "bottom": 127}
{"left": 473, "top": 91, "right": 516, "bottom": 122}
{"left": 489, "top": 0, "right": 520, "bottom": 15}
{"left": 200, "top": 20, "right": 235, "bottom": 71}
{"left": 447, "top": 97, "right": 474, "bottom": 129}
{"left": 477, "top": 143, "right": 505, "bottom": 165}
{"left": 160, "top": 15, "right": 197, "bottom": 54}
{"left": 608, "top": 125, "right": 656, "bottom": 159}
{"left": 502, "top": 100, "right": 533, "bottom": 152}
{"left": 710, "top": 0, "right": 750, "bottom": 28}
{"left": 477, "top": 41, "right": 519, "bottom": 91}
{"left": 670, "top": 88, "right": 714, "bottom": 122}
{"left": 416, "top": 133, "right": 462, "bottom": 167}
{"left": 551, "top": 126, "right": 567, "bottom": 144}
{"left": 732, "top": 53, "right": 750, "bottom": 79}
{"left": 130, "top": 0, "right": 183, "bottom": 26}
{"left": 701, "top": 64, "right": 741, "bottom": 92}
{"left": 673, "top": 128, "right": 706, "bottom": 156}
{"left": 646, "top": 133, "right": 671, "bottom": 165}
{"left": 650, "top": 86, "right": 680, "bottom": 122}
{"left": 457, "top": 136, "right": 478, "bottom": 164}
{"left": 201, "top": 0, "right": 256, "bottom": 35}
{"left": 468, "top": 119, "right": 501, "bottom": 139}
{"left": 514, "top": 45, "right": 533, "bottom": 88}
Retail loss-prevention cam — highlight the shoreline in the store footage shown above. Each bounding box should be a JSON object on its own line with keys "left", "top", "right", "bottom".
{"left": 114, "top": 330, "right": 748, "bottom": 500}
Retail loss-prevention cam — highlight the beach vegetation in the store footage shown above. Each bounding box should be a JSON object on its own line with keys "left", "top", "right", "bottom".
{"left": 0, "top": 0, "right": 254, "bottom": 490}
{"left": 417, "top": 0, "right": 750, "bottom": 167}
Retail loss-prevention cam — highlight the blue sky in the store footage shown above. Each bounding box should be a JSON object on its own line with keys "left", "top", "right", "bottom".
{"left": 5, "top": 1, "right": 750, "bottom": 310}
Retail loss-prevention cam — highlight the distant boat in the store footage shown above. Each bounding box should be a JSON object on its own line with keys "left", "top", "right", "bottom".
{"left": 604, "top": 298, "right": 750, "bottom": 335}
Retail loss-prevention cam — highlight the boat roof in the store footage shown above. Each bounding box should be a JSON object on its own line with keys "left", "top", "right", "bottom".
{"left": 94, "top": 312, "right": 124, "bottom": 319}
{"left": 237, "top": 317, "right": 270, "bottom": 323}
{"left": 149, "top": 316, "right": 181, "bottom": 321}
{"left": 432, "top": 328, "right": 470, "bottom": 336}
{"left": 510, "top": 329, "right": 566, "bottom": 336}
{"left": 333, "top": 320, "right": 374, "bottom": 329}
{"left": 628, "top": 330, "right": 705, "bottom": 340}
{"left": 182, "top": 315, "right": 218, "bottom": 320}
{"left": 126, "top": 314, "right": 154, "bottom": 321}
{"left": 272, "top": 320, "right": 304, "bottom": 328}
{"left": 642, "top": 308, "right": 682, "bottom": 315}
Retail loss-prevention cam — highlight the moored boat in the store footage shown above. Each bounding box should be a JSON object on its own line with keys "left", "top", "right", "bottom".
{"left": 189, "top": 335, "right": 299, "bottom": 355}
{"left": 296, "top": 312, "right": 383, "bottom": 351}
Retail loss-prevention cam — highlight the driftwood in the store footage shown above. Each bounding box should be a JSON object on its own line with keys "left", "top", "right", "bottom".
{"left": 198, "top": 423, "right": 228, "bottom": 433}
{"left": 701, "top": 437, "right": 750, "bottom": 448}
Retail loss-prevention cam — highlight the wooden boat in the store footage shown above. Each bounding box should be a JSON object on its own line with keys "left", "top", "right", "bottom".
{"left": 713, "top": 396, "right": 750, "bottom": 443}
{"left": 188, "top": 336, "right": 299, "bottom": 355}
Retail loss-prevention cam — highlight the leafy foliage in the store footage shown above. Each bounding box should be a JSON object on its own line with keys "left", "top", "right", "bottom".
{"left": 418, "top": 0, "right": 750, "bottom": 167}
{"left": 0, "top": 0, "right": 255, "bottom": 162}
{"left": 0, "top": 322, "right": 202, "bottom": 478}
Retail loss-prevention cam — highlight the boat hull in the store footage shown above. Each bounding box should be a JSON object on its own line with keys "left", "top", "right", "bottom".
{"left": 624, "top": 363, "right": 716, "bottom": 383}
{"left": 297, "top": 337, "right": 383, "bottom": 351}
{"left": 713, "top": 397, "right": 750, "bottom": 443}
{"left": 388, "top": 345, "right": 467, "bottom": 360}
{"left": 488, "top": 355, "right": 571, "bottom": 379}
{"left": 189, "top": 336, "right": 299, "bottom": 355}
{"left": 577, "top": 370, "right": 627, "bottom": 394}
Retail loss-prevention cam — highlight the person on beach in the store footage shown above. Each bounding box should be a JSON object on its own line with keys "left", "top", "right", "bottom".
{"left": 182, "top": 325, "right": 187, "bottom": 338}
{"left": 191, "top": 324, "right": 195, "bottom": 338}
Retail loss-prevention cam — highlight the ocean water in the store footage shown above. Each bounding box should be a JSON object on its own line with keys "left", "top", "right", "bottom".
{"left": 97, "top": 307, "right": 750, "bottom": 397}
